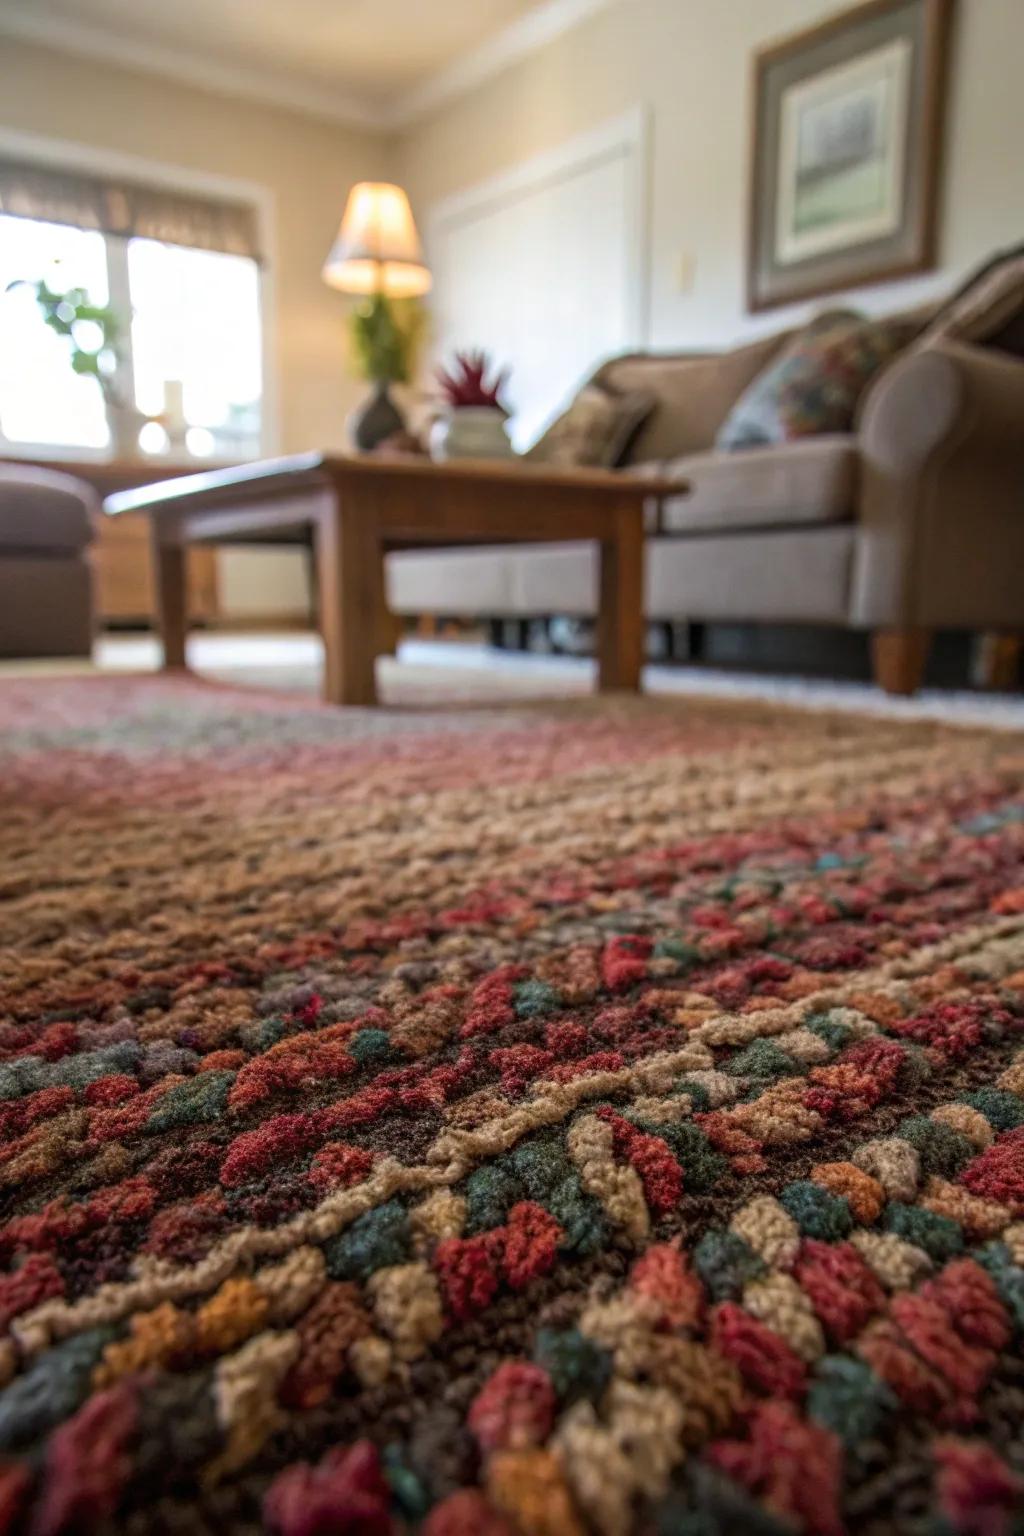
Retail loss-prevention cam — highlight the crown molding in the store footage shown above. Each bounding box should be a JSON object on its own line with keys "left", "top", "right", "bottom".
{"left": 388, "top": 0, "right": 620, "bottom": 126}
{"left": 0, "top": 0, "right": 621, "bottom": 135}
{"left": 0, "top": 7, "right": 390, "bottom": 131}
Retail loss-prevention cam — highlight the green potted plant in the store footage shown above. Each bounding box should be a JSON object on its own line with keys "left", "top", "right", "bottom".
{"left": 8, "top": 278, "right": 138, "bottom": 453}
{"left": 347, "top": 294, "right": 425, "bottom": 451}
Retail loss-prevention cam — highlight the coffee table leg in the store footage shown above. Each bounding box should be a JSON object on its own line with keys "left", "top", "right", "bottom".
{"left": 316, "top": 491, "right": 380, "bottom": 706}
{"left": 150, "top": 520, "right": 188, "bottom": 670}
{"left": 596, "top": 506, "right": 644, "bottom": 692}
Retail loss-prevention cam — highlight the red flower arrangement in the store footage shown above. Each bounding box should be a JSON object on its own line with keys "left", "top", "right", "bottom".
{"left": 436, "top": 350, "right": 509, "bottom": 412}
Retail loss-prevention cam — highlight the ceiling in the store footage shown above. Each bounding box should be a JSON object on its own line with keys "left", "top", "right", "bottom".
{"left": 0, "top": 0, "right": 572, "bottom": 127}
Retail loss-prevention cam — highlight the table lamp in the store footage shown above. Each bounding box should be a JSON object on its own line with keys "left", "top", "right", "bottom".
{"left": 322, "top": 182, "right": 431, "bottom": 450}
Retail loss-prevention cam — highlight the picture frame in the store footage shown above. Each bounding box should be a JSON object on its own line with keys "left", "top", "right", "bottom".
{"left": 747, "top": 0, "right": 953, "bottom": 311}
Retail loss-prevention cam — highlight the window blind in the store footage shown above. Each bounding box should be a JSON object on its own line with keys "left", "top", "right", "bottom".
{"left": 0, "top": 159, "right": 263, "bottom": 261}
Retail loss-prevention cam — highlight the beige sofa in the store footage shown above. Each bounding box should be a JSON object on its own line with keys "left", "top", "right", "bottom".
{"left": 387, "top": 292, "right": 1024, "bottom": 694}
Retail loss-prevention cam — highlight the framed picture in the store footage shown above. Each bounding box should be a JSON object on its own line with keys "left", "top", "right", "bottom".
{"left": 747, "top": 0, "right": 953, "bottom": 311}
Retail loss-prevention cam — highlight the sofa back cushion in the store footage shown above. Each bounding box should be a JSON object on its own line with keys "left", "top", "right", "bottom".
{"left": 915, "top": 244, "right": 1024, "bottom": 355}
{"left": 591, "top": 329, "right": 789, "bottom": 463}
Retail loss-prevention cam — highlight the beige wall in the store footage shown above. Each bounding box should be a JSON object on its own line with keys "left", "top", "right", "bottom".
{"left": 0, "top": 37, "right": 389, "bottom": 615}
{"left": 394, "top": 0, "right": 1024, "bottom": 349}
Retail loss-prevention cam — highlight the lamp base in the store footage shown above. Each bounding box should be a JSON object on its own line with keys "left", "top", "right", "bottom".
{"left": 348, "top": 382, "right": 405, "bottom": 453}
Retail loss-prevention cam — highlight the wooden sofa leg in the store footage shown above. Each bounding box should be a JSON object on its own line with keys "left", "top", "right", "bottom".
{"left": 872, "top": 628, "right": 932, "bottom": 696}
{"left": 973, "top": 633, "right": 1022, "bottom": 691}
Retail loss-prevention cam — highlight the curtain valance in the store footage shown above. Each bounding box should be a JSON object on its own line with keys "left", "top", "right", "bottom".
{"left": 0, "top": 160, "right": 263, "bottom": 261}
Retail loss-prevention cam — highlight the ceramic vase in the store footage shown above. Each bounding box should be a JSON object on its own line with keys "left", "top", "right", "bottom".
{"left": 429, "top": 407, "right": 513, "bottom": 462}
{"left": 348, "top": 383, "right": 405, "bottom": 453}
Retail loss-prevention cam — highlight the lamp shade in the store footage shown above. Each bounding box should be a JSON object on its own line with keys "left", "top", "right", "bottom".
{"left": 322, "top": 182, "right": 431, "bottom": 298}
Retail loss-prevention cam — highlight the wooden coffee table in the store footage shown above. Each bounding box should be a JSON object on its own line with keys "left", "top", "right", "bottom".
{"left": 104, "top": 453, "right": 679, "bottom": 707}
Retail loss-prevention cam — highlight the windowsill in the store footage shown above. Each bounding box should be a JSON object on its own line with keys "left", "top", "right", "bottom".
{"left": 0, "top": 443, "right": 113, "bottom": 466}
{"left": 0, "top": 445, "right": 261, "bottom": 472}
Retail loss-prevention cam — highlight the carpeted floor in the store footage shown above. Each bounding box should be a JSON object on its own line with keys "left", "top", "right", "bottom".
{"left": 2, "top": 673, "right": 1024, "bottom": 1535}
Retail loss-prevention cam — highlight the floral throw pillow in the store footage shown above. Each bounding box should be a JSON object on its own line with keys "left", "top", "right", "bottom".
{"left": 526, "top": 385, "right": 654, "bottom": 467}
{"left": 716, "top": 310, "right": 914, "bottom": 450}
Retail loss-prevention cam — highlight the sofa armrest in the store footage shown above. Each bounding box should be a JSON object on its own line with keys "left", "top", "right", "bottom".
{"left": 850, "top": 342, "right": 1024, "bottom": 629}
{"left": 860, "top": 339, "right": 1024, "bottom": 468}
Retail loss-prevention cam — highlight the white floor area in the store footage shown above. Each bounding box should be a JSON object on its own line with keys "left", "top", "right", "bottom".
{"left": 3, "top": 630, "right": 1024, "bottom": 728}
{"left": 62, "top": 631, "right": 1023, "bottom": 728}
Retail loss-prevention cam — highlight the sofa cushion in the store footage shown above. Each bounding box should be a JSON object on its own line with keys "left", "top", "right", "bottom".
{"left": 526, "top": 385, "right": 654, "bottom": 468}
{"left": 591, "top": 330, "right": 788, "bottom": 463}
{"left": 645, "top": 527, "right": 854, "bottom": 624}
{"left": 385, "top": 522, "right": 854, "bottom": 627}
{"left": 387, "top": 547, "right": 514, "bottom": 616}
{"left": 716, "top": 311, "right": 915, "bottom": 450}
{"left": 0, "top": 465, "right": 97, "bottom": 552}
{"left": 657, "top": 435, "right": 857, "bottom": 534}
{"left": 916, "top": 244, "right": 1024, "bottom": 352}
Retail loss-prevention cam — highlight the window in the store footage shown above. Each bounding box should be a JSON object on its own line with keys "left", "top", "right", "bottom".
{"left": 0, "top": 216, "right": 112, "bottom": 450}
{"left": 127, "top": 240, "right": 262, "bottom": 459}
{"left": 0, "top": 160, "right": 264, "bottom": 462}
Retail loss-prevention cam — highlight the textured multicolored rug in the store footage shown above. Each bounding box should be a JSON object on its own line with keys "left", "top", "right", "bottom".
{"left": 2, "top": 675, "right": 1024, "bottom": 1536}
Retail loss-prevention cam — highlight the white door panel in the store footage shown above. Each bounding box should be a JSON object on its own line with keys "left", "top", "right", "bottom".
{"left": 428, "top": 111, "right": 648, "bottom": 451}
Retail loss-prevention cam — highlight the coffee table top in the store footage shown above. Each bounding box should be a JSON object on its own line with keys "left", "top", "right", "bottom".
{"left": 103, "top": 451, "right": 685, "bottom": 519}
